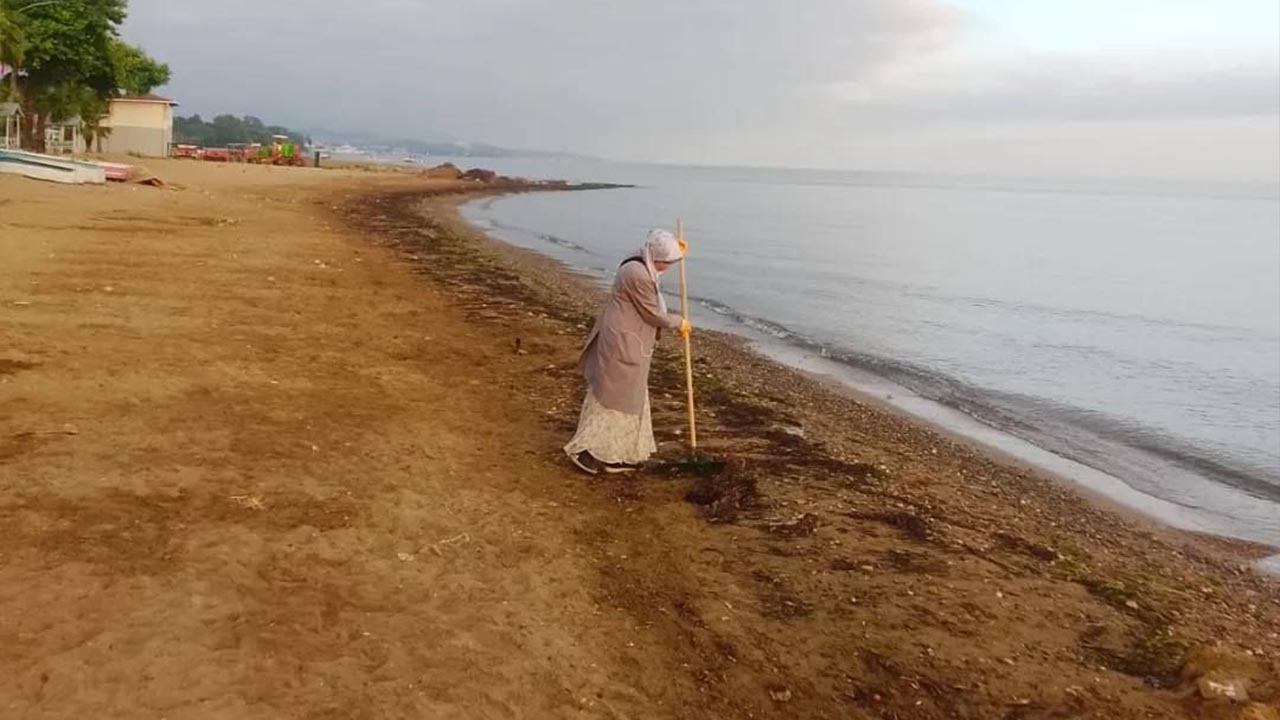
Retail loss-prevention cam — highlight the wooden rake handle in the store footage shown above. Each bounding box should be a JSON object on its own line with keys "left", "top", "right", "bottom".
{"left": 677, "top": 218, "right": 697, "bottom": 452}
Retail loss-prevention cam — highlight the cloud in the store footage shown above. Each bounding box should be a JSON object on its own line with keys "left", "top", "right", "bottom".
{"left": 121, "top": 0, "right": 961, "bottom": 147}
{"left": 119, "top": 0, "right": 1279, "bottom": 181}
{"left": 814, "top": 116, "right": 1280, "bottom": 184}
{"left": 819, "top": 54, "right": 1280, "bottom": 123}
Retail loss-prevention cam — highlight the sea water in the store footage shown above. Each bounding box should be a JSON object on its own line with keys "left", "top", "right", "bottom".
{"left": 445, "top": 157, "right": 1280, "bottom": 553}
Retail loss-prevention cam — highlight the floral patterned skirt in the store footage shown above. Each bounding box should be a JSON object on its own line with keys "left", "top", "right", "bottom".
{"left": 563, "top": 389, "right": 657, "bottom": 465}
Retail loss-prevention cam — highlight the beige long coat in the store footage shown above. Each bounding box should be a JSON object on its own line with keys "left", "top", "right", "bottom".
{"left": 579, "top": 261, "right": 682, "bottom": 415}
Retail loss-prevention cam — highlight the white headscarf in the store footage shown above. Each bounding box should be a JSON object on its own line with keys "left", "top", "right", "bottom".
{"left": 637, "top": 229, "right": 683, "bottom": 315}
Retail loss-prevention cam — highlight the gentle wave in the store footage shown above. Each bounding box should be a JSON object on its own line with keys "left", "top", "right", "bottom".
{"left": 684, "top": 292, "right": 1280, "bottom": 505}
{"left": 485, "top": 217, "right": 592, "bottom": 254}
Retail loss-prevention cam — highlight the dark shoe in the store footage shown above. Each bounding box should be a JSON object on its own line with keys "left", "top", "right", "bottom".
{"left": 603, "top": 462, "right": 640, "bottom": 475}
{"left": 569, "top": 451, "right": 602, "bottom": 475}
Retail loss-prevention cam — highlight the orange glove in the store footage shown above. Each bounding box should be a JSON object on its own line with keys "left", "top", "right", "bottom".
{"left": 677, "top": 236, "right": 688, "bottom": 256}
{"left": 679, "top": 318, "right": 692, "bottom": 338}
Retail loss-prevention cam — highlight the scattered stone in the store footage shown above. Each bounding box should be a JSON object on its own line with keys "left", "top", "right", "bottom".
{"left": 423, "top": 162, "right": 464, "bottom": 180}
{"left": 1182, "top": 645, "right": 1270, "bottom": 703}
{"left": 229, "top": 494, "right": 265, "bottom": 510}
{"left": 762, "top": 513, "right": 819, "bottom": 538}
{"left": 461, "top": 168, "right": 498, "bottom": 183}
{"left": 1197, "top": 677, "right": 1249, "bottom": 702}
{"left": 1241, "top": 704, "right": 1280, "bottom": 720}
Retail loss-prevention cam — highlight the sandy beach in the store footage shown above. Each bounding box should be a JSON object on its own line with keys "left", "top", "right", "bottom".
{"left": 1, "top": 160, "right": 1277, "bottom": 719}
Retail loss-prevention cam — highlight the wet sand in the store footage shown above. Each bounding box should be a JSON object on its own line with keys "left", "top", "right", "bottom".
{"left": 1, "top": 161, "right": 1276, "bottom": 719}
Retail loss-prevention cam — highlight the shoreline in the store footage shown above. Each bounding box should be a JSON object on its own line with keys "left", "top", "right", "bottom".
{"left": 422, "top": 183, "right": 1280, "bottom": 714}
{"left": 375, "top": 190, "right": 1279, "bottom": 538}
{"left": 5, "top": 161, "right": 1277, "bottom": 717}
{"left": 341, "top": 184, "right": 1280, "bottom": 706}
{"left": 691, "top": 319, "right": 1280, "bottom": 563}
{"left": 455, "top": 189, "right": 1279, "bottom": 568}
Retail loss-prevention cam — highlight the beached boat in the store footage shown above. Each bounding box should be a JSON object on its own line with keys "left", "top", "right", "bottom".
{"left": 97, "top": 162, "right": 134, "bottom": 182}
{"left": 0, "top": 149, "right": 107, "bottom": 185}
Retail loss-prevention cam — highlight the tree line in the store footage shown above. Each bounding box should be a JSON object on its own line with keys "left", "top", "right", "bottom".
{"left": 0, "top": 0, "right": 169, "bottom": 151}
{"left": 174, "top": 114, "right": 307, "bottom": 148}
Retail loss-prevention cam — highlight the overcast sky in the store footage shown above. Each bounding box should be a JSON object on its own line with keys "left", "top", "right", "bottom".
{"left": 122, "top": 0, "right": 1280, "bottom": 183}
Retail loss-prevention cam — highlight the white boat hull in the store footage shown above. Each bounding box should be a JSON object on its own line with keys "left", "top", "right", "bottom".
{"left": 0, "top": 149, "right": 107, "bottom": 185}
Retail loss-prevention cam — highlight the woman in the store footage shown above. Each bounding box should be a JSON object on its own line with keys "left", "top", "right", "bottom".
{"left": 565, "top": 229, "right": 691, "bottom": 474}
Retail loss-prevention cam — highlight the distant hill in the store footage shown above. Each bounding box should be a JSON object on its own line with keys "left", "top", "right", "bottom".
{"left": 172, "top": 117, "right": 561, "bottom": 158}
{"left": 304, "top": 127, "right": 562, "bottom": 158}
{"left": 175, "top": 114, "right": 307, "bottom": 147}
